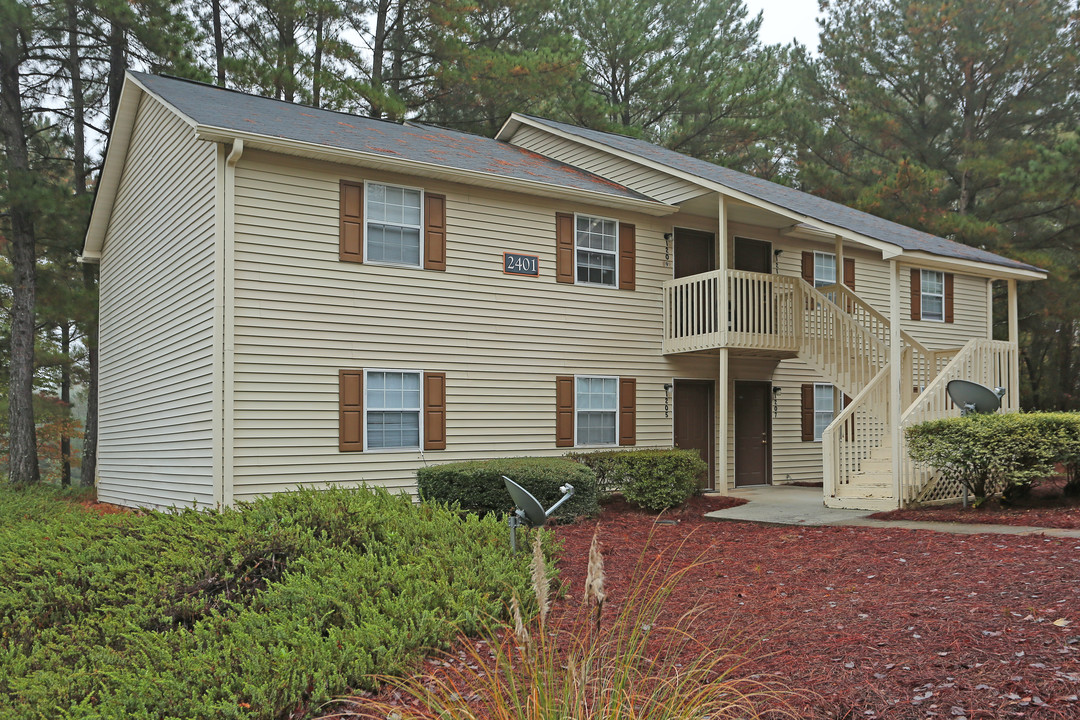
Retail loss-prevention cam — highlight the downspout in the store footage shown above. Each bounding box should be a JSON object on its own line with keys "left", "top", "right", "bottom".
{"left": 222, "top": 139, "right": 243, "bottom": 507}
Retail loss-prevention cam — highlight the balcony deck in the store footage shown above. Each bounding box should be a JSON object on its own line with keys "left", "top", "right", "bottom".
{"left": 662, "top": 269, "right": 802, "bottom": 355}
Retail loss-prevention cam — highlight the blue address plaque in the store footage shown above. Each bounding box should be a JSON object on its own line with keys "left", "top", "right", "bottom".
{"left": 503, "top": 252, "right": 539, "bottom": 277}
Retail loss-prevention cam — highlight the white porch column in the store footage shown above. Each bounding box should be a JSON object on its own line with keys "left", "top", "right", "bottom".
{"left": 716, "top": 195, "right": 730, "bottom": 493}
{"left": 834, "top": 235, "right": 844, "bottom": 289}
{"left": 889, "top": 259, "right": 903, "bottom": 506}
{"left": 1008, "top": 279, "right": 1020, "bottom": 411}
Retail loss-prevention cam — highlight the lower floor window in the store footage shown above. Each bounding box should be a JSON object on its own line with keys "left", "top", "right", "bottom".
{"left": 367, "top": 370, "right": 421, "bottom": 449}
{"left": 577, "top": 376, "right": 617, "bottom": 445}
{"left": 814, "top": 383, "right": 835, "bottom": 441}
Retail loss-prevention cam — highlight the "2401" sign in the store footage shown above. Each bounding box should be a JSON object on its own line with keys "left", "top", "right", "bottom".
{"left": 503, "top": 252, "right": 539, "bottom": 277}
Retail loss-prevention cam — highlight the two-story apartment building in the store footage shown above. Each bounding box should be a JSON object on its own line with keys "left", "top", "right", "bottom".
{"left": 81, "top": 72, "right": 1044, "bottom": 512}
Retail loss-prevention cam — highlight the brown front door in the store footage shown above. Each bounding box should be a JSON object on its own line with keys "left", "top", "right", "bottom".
{"left": 673, "top": 379, "right": 715, "bottom": 489}
{"left": 674, "top": 228, "right": 715, "bottom": 279}
{"left": 734, "top": 381, "right": 772, "bottom": 487}
{"left": 733, "top": 237, "right": 772, "bottom": 273}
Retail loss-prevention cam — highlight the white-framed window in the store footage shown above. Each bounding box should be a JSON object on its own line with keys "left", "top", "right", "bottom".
{"left": 813, "top": 383, "right": 836, "bottom": 442}
{"left": 365, "top": 369, "right": 422, "bottom": 450}
{"left": 575, "top": 214, "right": 618, "bottom": 287}
{"left": 365, "top": 181, "right": 423, "bottom": 267}
{"left": 813, "top": 251, "right": 836, "bottom": 288}
{"left": 576, "top": 375, "right": 618, "bottom": 445}
{"left": 921, "top": 270, "right": 945, "bottom": 321}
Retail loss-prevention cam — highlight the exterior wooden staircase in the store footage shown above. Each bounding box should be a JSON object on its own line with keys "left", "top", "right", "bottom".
{"left": 662, "top": 269, "right": 1019, "bottom": 509}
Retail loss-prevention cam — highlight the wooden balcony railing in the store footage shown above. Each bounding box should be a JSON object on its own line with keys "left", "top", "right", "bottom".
{"left": 662, "top": 270, "right": 801, "bottom": 354}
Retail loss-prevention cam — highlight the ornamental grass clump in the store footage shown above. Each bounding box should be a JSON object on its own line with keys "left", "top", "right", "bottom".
{"left": 338, "top": 528, "right": 798, "bottom": 720}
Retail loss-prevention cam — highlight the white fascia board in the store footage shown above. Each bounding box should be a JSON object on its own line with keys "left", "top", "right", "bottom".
{"left": 81, "top": 75, "right": 147, "bottom": 261}
{"left": 194, "top": 126, "right": 678, "bottom": 217}
{"left": 895, "top": 251, "right": 1046, "bottom": 282}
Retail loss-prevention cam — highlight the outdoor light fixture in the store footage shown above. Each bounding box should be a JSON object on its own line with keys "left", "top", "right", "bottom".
{"left": 664, "top": 232, "right": 673, "bottom": 266}
{"left": 774, "top": 248, "right": 783, "bottom": 273}
{"left": 772, "top": 386, "right": 782, "bottom": 417}
{"left": 663, "top": 382, "right": 673, "bottom": 418}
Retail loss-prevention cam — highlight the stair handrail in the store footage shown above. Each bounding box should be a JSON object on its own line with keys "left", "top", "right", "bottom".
{"left": 822, "top": 363, "right": 891, "bottom": 501}
{"left": 796, "top": 279, "right": 889, "bottom": 398}
{"left": 897, "top": 338, "right": 1017, "bottom": 503}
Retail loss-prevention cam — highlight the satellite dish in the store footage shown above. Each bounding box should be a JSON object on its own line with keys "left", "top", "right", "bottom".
{"left": 947, "top": 380, "right": 1006, "bottom": 416}
{"left": 502, "top": 475, "right": 575, "bottom": 552}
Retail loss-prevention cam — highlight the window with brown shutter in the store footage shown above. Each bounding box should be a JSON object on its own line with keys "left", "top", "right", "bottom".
{"left": 339, "top": 370, "right": 364, "bottom": 451}
{"left": 619, "top": 224, "right": 636, "bottom": 290}
{"left": 423, "top": 372, "right": 447, "bottom": 449}
{"left": 555, "top": 376, "right": 575, "bottom": 446}
{"left": 424, "top": 194, "right": 447, "bottom": 271}
{"left": 555, "top": 213, "right": 574, "bottom": 283}
{"left": 619, "top": 377, "right": 636, "bottom": 446}
{"left": 800, "top": 383, "right": 815, "bottom": 442}
{"left": 944, "top": 273, "right": 954, "bottom": 323}
{"left": 910, "top": 268, "right": 921, "bottom": 320}
{"left": 801, "top": 251, "right": 814, "bottom": 285}
{"left": 843, "top": 257, "right": 855, "bottom": 289}
{"left": 339, "top": 181, "right": 364, "bottom": 263}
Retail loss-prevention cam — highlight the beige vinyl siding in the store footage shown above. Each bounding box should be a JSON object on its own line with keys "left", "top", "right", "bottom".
{"left": 509, "top": 126, "right": 705, "bottom": 205}
{"left": 724, "top": 224, "right": 993, "bottom": 484}
{"left": 97, "top": 95, "right": 218, "bottom": 508}
{"left": 229, "top": 150, "right": 717, "bottom": 501}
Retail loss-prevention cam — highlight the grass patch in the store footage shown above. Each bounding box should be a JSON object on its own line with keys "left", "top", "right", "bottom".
{"left": 0, "top": 484, "right": 535, "bottom": 719}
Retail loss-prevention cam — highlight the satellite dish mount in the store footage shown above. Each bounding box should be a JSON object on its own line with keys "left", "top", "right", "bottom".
{"left": 503, "top": 475, "right": 575, "bottom": 553}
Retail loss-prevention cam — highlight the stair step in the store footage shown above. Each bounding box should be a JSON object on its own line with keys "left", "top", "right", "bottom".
{"left": 859, "top": 458, "right": 892, "bottom": 473}
{"left": 825, "top": 495, "right": 897, "bottom": 511}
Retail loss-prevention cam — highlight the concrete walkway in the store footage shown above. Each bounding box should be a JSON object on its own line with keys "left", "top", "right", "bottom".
{"left": 704, "top": 484, "right": 1080, "bottom": 538}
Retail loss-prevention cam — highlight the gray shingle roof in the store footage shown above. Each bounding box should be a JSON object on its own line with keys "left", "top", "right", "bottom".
{"left": 519, "top": 115, "right": 1041, "bottom": 273}
{"left": 131, "top": 72, "right": 651, "bottom": 202}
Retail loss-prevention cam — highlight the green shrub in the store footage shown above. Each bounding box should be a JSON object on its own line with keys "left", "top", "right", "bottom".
{"left": 0, "top": 484, "right": 535, "bottom": 719}
{"left": 416, "top": 457, "right": 599, "bottom": 520}
{"left": 905, "top": 412, "right": 1080, "bottom": 505}
{"left": 568, "top": 448, "right": 706, "bottom": 512}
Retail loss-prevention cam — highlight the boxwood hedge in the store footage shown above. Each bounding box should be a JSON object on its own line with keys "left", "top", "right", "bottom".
{"left": 416, "top": 457, "right": 599, "bottom": 520}
{"left": 905, "top": 411, "right": 1080, "bottom": 504}
{"left": 567, "top": 448, "right": 707, "bottom": 511}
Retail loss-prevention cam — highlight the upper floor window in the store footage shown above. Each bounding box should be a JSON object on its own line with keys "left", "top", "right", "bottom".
{"left": 576, "top": 214, "right": 618, "bottom": 286}
{"left": 813, "top": 252, "right": 836, "bottom": 288}
{"left": 921, "top": 270, "right": 945, "bottom": 322}
{"left": 576, "top": 375, "right": 618, "bottom": 445}
{"left": 367, "top": 182, "right": 423, "bottom": 266}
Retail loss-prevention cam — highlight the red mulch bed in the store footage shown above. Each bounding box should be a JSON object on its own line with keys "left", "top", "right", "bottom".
{"left": 73, "top": 496, "right": 130, "bottom": 515}
{"left": 545, "top": 506, "right": 1080, "bottom": 718}
{"left": 869, "top": 478, "right": 1080, "bottom": 530}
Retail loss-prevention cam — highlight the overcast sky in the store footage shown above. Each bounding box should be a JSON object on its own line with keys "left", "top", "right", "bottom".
{"left": 743, "top": 0, "right": 823, "bottom": 53}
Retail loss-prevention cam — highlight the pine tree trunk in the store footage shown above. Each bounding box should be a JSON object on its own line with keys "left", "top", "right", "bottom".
{"left": 212, "top": 0, "right": 225, "bottom": 86}
{"left": 60, "top": 324, "right": 71, "bottom": 487}
{"left": 313, "top": 10, "right": 323, "bottom": 106}
{"left": 80, "top": 270, "right": 98, "bottom": 488}
{"left": 371, "top": 0, "right": 389, "bottom": 117}
{"left": 0, "top": 12, "right": 40, "bottom": 485}
{"left": 108, "top": 20, "right": 124, "bottom": 120}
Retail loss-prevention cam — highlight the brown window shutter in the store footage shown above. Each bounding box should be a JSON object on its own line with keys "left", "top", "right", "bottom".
{"left": 555, "top": 212, "right": 575, "bottom": 283}
{"left": 424, "top": 193, "right": 447, "bottom": 271}
{"left": 910, "top": 269, "right": 921, "bottom": 320}
{"left": 339, "top": 369, "right": 364, "bottom": 451}
{"left": 423, "top": 372, "right": 447, "bottom": 450}
{"left": 340, "top": 181, "right": 364, "bottom": 263}
{"left": 944, "top": 273, "right": 954, "bottom": 323}
{"left": 801, "top": 251, "right": 814, "bottom": 285}
{"left": 843, "top": 257, "right": 855, "bottom": 290}
{"left": 800, "top": 383, "right": 815, "bottom": 442}
{"left": 618, "top": 223, "right": 636, "bottom": 290}
{"left": 618, "top": 377, "right": 636, "bottom": 446}
{"left": 557, "top": 212, "right": 574, "bottom": 282}
{"left": 555, "top": 375, "right": 575, "bottom": 447}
